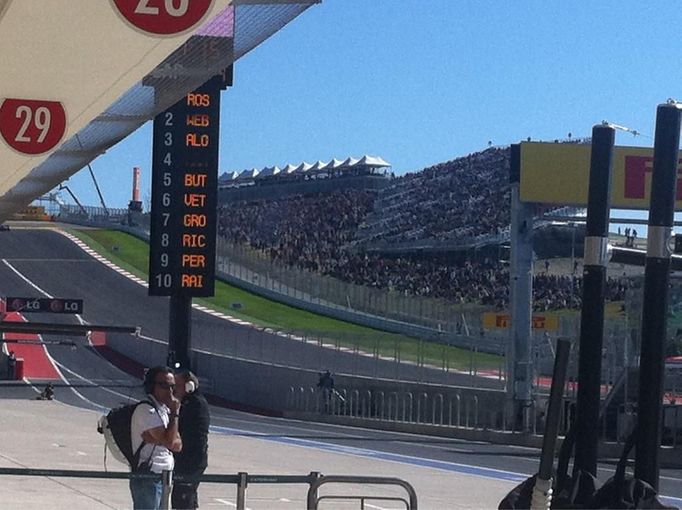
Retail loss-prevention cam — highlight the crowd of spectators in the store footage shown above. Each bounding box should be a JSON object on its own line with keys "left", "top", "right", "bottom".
{"left": 217, "top": 147, "right": 631, "bottom": 311}
{"left": 355, "top": 147, "right": 511, "bottom": 245}
{"left": 218, "top": 189, "right": 376, "bottom": 272}
{"left": 318, "top": 253, "right": 628, "bottom": 311}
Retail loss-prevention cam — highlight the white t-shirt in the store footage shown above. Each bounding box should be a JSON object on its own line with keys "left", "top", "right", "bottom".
{"left": 130, "top": 396, "right": 174, "bottom": 473}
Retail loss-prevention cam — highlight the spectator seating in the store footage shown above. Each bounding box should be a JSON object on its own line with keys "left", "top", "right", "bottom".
{"left": 217, "top": 147, "right": 629, "bottom": 311}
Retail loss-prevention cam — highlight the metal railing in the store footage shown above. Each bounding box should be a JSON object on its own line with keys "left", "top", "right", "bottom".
{"left": 288, "top": 386, "right": 487, "bottom": 430}
{"left": 287, "top": 386, "right": 682, "bottom": 444}
{"left": 215, "top": 238, "right": 491, "bottom": 337}
{"left": 123, "top": 324, "right": 509, "bottom": 388}
{"left": 308, "top": 475, "right": 418, "bottom": 510}
{"left": 0, "top": 467, "right": 417, "bottom": 510}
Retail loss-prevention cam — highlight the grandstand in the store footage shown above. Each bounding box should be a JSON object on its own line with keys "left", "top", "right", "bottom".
{"left": 216, "top": 146, "right": 629, "bottom": 312}
{"left": 355, "top": 147, "right": 511, "bottom": 249}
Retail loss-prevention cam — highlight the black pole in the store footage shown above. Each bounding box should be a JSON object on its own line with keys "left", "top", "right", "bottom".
{"left": 635, "top": 102, "right": 682, "bottom": 490}
{"left": 168, "top": 294, "right": 192, "bottom": 371}
{"left": 573, "top": 124, "right": 615, "bottom": 477}
{"left": 538, "top": 338, "right": 572, "bottom": 481}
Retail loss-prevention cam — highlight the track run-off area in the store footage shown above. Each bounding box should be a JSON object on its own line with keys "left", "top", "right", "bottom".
{"left": 1, "top": 226, "right": 680, "bottom": 509}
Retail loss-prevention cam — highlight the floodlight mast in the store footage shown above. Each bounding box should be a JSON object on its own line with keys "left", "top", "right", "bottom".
{"left": 600, "top": 120, "right": 648, "bottom": 138}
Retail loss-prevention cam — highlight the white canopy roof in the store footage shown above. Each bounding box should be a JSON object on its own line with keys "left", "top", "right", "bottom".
{"left": 356, "top": 155, "right": 391, "bottom": 168}
{"left": 294, "top": 161, "right": 313, "bottom": 174}
{"left": 323, "top": 158, "right": 345, "bottom": 170}
{"left": 221, "top": 155, "right": 392, "bottom": 183}
{"left": 219, "top": 171, "right": 239, "bottom": 182}
{"left": 256, "top": 165, "right": 281, "bottom": 178}
{"left": 309, "top": 160, "right": 327, "bottom": 173}
{"left": 236, "top": 168, "right": 259, "bottom": 180}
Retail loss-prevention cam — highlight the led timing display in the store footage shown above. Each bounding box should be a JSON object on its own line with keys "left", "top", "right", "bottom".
{"left": 149, "top": 77, "right": 221, "bottom": 297}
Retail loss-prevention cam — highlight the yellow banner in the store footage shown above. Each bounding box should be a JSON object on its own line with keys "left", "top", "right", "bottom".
{"left": 483, "top": 312, "right": 559, "bottom": 331}
{"left": 519, "top": 142, "right": 682, "bottom": 209}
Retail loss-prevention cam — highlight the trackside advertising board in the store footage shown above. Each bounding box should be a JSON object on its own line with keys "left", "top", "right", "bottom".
{"left": 519, "top": 142, "right": 682, "bottom": 209}
{"left": 483, "top": 312, "right": 559, "bottom": 331}
{"left": 5, "top": 297, "right": 83, "bottom": 314}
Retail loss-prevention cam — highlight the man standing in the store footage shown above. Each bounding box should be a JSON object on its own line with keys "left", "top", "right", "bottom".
{"left": 172, "top": 370, "right": 210, "bottom": 509}
{"left": 317, "top": 370, "right": 335, "bottom": 413}
{"left": 130, "top": 366, "right": 182, "bottom": 510}
{"left": 7, "top": 350, "right": 16, "bottom": 380}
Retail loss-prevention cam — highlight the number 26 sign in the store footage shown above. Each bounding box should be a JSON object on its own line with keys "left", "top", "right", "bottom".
{"left": 0, "top": 99, "right": 67, "bottom": 155}
{"left": 111, "top": 0, "right": 214, "bottom": 35}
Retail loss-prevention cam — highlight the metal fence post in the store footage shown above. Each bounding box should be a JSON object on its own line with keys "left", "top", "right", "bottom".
{"left": 306, "top": 471, "right": 323, "bottom": 510}
{"left": 160, "top": 470, "right": 173, "bottom": 510}
{"left": 236, "top": 471, "right": 248, "bottom": 510}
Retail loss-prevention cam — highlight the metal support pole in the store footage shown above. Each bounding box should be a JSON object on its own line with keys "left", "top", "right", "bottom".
{"left": 307, "top": 471, "right": 322, "bottom": 510}
{"left": 573, "top": 124, "right": 615, "bottom": 477}
{"left": 160, "top": 470, "right": 173, "bottom": 510}
{"left": 635, "top": 102, "right": 682, "bottom": 490}
{"left": 538, "top": 339, "right": 572, "bottom": 481}
{"left": 236, "top": 471, "right": 248, "bottom": 510}
{"left": 168, "top": 294, "right": 192, "bottom": 371}
{"left": 509, "top": 144, "right": 535, "bottom": 430}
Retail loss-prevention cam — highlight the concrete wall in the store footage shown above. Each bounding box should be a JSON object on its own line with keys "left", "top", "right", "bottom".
{"left": 106, "top": 332, "right": 507, "bottom": 422}
{"left": 104, "top": 331, "right": 682, "bottom": 457}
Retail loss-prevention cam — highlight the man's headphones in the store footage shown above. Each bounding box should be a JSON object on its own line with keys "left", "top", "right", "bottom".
{"left": 185, "top": 380, "right": 196, "bottom": 394}
{"left": 180, "top": 370, "right": 198, "bottom": 394}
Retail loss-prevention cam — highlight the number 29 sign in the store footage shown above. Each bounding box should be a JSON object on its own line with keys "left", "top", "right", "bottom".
{"left": 0, "top": 99, "right": 67, "bottom": 155}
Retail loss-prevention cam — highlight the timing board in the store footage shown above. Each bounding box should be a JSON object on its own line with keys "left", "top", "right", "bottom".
{"left": 148, "top": 76, "right": 221, "bottom": 296}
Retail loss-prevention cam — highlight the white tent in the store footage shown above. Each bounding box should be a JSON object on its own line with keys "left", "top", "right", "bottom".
{"left": 281, "top": 163, "right": 298, "bottom": 174}
{"left": 356, "top": 155, "right": 391, "bottom": 168}
{"left": 218, "top": 171, "right": 239, "bottom": 184}
{"left": 236, "top": 168, "right": 259, "bottom": 181}
{"left": 341, "top": 157, "right": 359, "bottom": 168}
{"left": 257, "top": 165, "right": 281, "bottom": 179}
{"left": 294, "top": 161, "right": 313, "bottom": 175}
{"left": 308, "top": 160, "right": 328, "bottom": 176}
{"left": 323, "top": 158, "right": 345, "bottom": 170}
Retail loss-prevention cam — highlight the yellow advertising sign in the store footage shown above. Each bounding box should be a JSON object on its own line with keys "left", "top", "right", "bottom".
{"left": 483, "top": 312, "right": 559, "bottom": 331}
{"left": 519, "top": 142, "right": 682, "bottom": 209}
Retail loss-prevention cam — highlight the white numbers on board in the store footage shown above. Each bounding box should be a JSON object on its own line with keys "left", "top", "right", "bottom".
{"left": 15, "top": 106, "right": 51, "bottom": 144}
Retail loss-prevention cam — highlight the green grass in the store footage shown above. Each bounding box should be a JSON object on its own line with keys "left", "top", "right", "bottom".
{"left": 69, "top": 228, "right": 502, "bottom": 371}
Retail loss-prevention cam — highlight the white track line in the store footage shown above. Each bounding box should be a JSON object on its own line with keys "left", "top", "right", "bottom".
{"left": 2, "top": 258, "right": 90, "bottom": 326}
{"left": 2, "top": 259, "right": 111, "bottom": 411}
{"left": 3, "top": 258, "right": 54, "bottom": 297}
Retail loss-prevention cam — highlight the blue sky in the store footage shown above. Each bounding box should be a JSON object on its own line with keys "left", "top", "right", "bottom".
{"left": 63, "top": 1, "right": 682, "bottom": 224}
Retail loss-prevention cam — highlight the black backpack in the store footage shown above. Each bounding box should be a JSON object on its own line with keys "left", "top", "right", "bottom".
{"left": 97, "top": 400, "right": 152, "bottom": 471}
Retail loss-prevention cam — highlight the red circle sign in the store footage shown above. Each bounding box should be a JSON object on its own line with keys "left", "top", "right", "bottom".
{"left": 0, "top": 99, "right": 67, "bottom": 155}
{"left": 50, "top": 300, "right": 64, "bottom": 313}
{"left": 112, "top": 0, "right": 214, "bottom": 35}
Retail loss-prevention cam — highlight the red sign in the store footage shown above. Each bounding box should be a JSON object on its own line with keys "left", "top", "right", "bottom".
{"left": 624, "top": 155, "right": 682, "bottom": 200}
{"left": 112, "top": 0, "right": 214, "bottom": 35}
{"left": 0, "top": 99, "right": 66, "bottom": 155}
